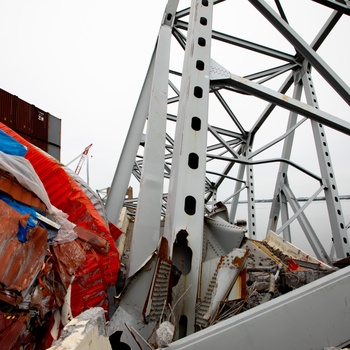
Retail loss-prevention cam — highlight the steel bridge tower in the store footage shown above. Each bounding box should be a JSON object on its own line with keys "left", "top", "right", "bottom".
{"left": 105, "top": 1, "right": 350, "bottom": 348}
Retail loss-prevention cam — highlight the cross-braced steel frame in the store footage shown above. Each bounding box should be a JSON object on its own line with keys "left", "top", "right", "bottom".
{"left": 106, "top": 0, "right": 350, "bottom": 274}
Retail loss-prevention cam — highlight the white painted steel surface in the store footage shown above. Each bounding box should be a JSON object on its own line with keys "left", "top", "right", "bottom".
{"left": 166, "top": 266, "right": 350, "bottom": 350}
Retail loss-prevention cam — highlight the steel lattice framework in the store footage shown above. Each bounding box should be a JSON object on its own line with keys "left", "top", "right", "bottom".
{"left": 106, "top": 0, "right": 350, "bottom": 266}
{"left": 104, "top": 0, "right": 350, "bottom": 347}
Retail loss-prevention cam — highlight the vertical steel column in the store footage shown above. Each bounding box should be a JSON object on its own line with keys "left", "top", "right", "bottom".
{"left": 279, "top": 190, "right": 291, "bottom": 241}
{"left": 302, "top": 68, "right": 350, "bottom": 259}
{"left": 128, "top": 1, "right": 179, "bottom": 277}
{"left": 163, "top": 0, "right": 213, "bottom": 335}
{"left": 246, "top": 148, "right": 257, "bottom": 239}
{"left": 280, "top": 183, "right": 332, "bottom": 264}
{"left": 229, "top": 162, "right": 246, "bottom": 224}
{"left": 267, "top": 80, "right": 303, "bottom": 239}
{"left": 105, "top": 54, "right": 155, "bottom": 225}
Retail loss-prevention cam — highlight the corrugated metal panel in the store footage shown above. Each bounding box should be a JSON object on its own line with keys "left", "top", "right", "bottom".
{"left": 0, "top": 122, "right": 121, "bottom": 318}
{"left": 32, "top": 107, "right": 48, "bottom": 141}
{"left": 18, "top": 133, "right": 48, "bottom": 153}
{"left": 31, "top": 138, "right": 48, "bottom": 152}
{"left": 18, "top": 132, "right": 32, "bottom": 144}
{"left": 0, "top": 200, "right": 48, "bottom": 303}
{"left": 0, "top": 88, "right": 15, "bottom": 127}
{"left": 14, "top": 98, "right": 33, "bottom": 136}
{"left": 0, "top": 88, "right": 61, "bottom": 159}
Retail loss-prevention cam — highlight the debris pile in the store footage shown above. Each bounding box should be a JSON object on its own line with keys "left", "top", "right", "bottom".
{"left": 0, "top": 124, "right": 122, "bottom": 349}
{"left": 209, "top": 234, "right": 334, "bottom": 325}
{"left": 110, "top": 203, "right": 337, "bottom": 349}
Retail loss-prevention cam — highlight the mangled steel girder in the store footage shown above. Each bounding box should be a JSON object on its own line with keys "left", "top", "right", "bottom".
{"left": 165, "top": 265, "right": 350, "bottom": 350}
{"left": 196, "top": 248, "right": 249, "bottom": 327}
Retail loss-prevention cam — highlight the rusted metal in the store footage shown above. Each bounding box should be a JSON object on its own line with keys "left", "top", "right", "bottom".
{"left": 14, "top": 98, "right": 33, "bottom": 136}
{"left": 0, "top": 88, "right": 60, "bottom": 158}
{"left": 0, "top": 124, "right": 121, "bottom": 348}
{"left": 0, "top": 200, "right": 48, "bottom": 306}
{"left": 32, "top": 107, "right": 48, "bottom": 141}
{"left": 74, "top": 225, "right": 111, "bottom": 254}
{"left": 0, "top": 88, "right": 15, "bottom": 127}
{"left": 0, "top": 312, "right": 33, "bottom": 349}
{"left": 0, "top": 170, "right": 47, "bottom": 211}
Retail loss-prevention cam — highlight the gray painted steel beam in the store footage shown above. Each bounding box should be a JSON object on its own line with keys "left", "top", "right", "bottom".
{"left": 105, "top": 51, "right": 155, "bottom": 225}
{"left": 267, "top": 81, "right": 303, "bottom": 237}
{"left": 248, "top": 0, "right": 350, "bottom": 106}
{"left": 280, "top": 183, "right": 332, "bottom": 264}
{"left": 311, "top": 0, "right": 350, "bottom": 15}
{"left": 246, "top": 148, "right": 257, "bottom": 239}
{"left": 302, "top": 69, "right": 350, "bottom": 258}
{"left": 221, "top": 73, "right": 350, "bottom": 136}
{"left": 128, "top": 0, "right": 179, "bottom": 277}
{"left": 175, "top": 20, "right": 296, "bottom": 62}
{"left": 250, "top": 10, "right": 342, "bottom": 135}
{"left": 163, "top": 0, "right": 214, "bottom": 335}
{"left": 109, "top": 1, "right": 350, "bottom": 348}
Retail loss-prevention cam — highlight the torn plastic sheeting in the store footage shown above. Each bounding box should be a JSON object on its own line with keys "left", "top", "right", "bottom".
{"left": 0, "top": 170, "right": 46, "bottom": 211}
{"left": 0, "top": 121, "right": 120, "bottom": 260}
{"left": 0, "top": 193, "right": 62, "bottom": 243}
{"left": 0, "top": 150, "right": 53, "bottom": 212}
{"left": 0, "top": 150, "right": 77, "bottom": 244}
{"left": 0, "top": 129, "right": 27, "bottom": 157}
{"left": 0, "top": 123, "right": 120, "bottom": 318}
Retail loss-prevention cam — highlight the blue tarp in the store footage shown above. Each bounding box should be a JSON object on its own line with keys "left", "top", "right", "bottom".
{"left": 0, "top": 193, "right": 37, "bottom": 242}
{"left": 0, "top": 129, "right": 27, "bottom": 157}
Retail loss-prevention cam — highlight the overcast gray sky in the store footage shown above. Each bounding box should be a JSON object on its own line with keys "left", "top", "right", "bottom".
{"left": 0, "top": 0, "right": 349, "bottom": 200}
{"left": 0, "top": 0, "right": 166, "bottom": 191}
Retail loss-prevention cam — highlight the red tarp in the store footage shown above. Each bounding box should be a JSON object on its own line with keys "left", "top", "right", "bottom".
{"left": 0, "top": 122, "right": 122, "bottom": 318}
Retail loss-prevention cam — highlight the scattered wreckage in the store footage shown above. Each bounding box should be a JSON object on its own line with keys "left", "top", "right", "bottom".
{"left": 108, "top": 204, "right": 340, "bottom": 349}
{"left": 0, "top": 122, "right": 346, "bottom": 349}
{"left": 0, "top": 123, "right": 121, "bottom": 349}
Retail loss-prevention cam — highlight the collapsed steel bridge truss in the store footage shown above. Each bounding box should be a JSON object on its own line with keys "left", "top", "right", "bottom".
{"left": 106, "top": 0, "right": 350, "bottom": 266}
{"left": 105, "top": 0, "right": 350, "bottom": 348}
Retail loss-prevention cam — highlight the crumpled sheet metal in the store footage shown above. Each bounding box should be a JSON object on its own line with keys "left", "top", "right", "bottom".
{"left": 0, "top": 123, "right": 121, "bottom": 308}
{"left": 0, "top": 200, "right": 47, "bottom": 303}
{"left": 51, "top": 239, "right": 87, "bottom": 290}
{"left": 0, "top": 123, "right": 122, "bottom": 348}
{"left": 0, "top": 170, "right": 46, "bottom": 211}
{"left": 74, "top": 225, "right": 110, "bottom": 254}
{"left": 0, "top": 194, "right": 108, "bottom": 347}
{"left": 0, "top": 312, "right": 33, "bottom": 349}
